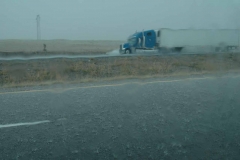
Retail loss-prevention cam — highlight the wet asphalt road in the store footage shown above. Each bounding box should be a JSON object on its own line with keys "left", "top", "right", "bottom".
{"left": 0, "top": 74, "right": 240, "bottom": 160}
{"left": 0, "top": 53, "right": 174, "bottom": 61}
{"left": 0, "top": 50, "right": 227, "bottom": 61}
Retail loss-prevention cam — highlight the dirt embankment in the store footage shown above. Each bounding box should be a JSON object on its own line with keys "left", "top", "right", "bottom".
{"left": 0, "top": 53, "right": 240, "bottom": 87}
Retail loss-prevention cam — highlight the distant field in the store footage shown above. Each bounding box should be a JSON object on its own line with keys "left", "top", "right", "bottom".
{"left": 0, "top": 40, "right": 123, "bottom": 55}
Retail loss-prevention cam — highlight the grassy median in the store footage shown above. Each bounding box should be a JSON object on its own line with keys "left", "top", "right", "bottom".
{"left": 0, "top": 53, "right": 240, "bottom": 87}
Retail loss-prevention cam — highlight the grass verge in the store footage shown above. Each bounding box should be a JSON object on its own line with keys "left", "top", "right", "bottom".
{"left": 0, "top": 53, "right": 240, "bottom": 87}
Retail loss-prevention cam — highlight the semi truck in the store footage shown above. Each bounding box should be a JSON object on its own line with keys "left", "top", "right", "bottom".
{"left": 119, "top": 28, "right": 240, "bottom": 54}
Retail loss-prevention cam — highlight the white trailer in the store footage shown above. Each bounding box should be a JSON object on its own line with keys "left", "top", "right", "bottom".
{"left": 156, "top": 29, "right": 240, "bottom": 52}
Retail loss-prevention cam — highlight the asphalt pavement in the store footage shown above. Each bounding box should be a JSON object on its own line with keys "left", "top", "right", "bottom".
{"left": 0, "top": 74, "right": 240, "bottom": 159}
{"left": 0, "top": 50, "right": 228, "bottom": 61}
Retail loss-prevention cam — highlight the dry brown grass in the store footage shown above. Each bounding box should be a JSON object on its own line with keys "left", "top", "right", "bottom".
{"left": 1, "top": 53, "right": 240, "bottom": 87}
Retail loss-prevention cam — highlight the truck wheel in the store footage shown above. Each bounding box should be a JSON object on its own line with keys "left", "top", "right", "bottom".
{"left": 173, "top": 47, "right": 183, "bottom": 53}
{"left": 125, "top": 49, "right": 131, "bottom": 54}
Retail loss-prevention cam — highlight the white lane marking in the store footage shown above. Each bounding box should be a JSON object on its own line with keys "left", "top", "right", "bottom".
{"left": 57, "top": 118, "right": 67, "bottom": 121}
{"left": 0, "top": 120, "right": 50, "bottom": 129}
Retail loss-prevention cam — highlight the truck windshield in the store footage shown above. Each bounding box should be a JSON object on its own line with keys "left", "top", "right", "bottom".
{"left": 128, "top": 38, "right": 137, "bottom": 46}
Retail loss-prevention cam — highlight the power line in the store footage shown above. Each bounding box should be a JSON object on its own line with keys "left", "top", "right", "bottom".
{"left": 36, "top": 15, "right": 41, "bottom": 40}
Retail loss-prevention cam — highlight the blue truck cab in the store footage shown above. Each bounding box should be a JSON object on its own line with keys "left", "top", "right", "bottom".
{"left": 119, "top": 30, "right": 157, "bottom": 54}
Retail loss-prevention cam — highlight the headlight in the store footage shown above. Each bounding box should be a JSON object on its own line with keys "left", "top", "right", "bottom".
{"left": 120, "top": 44, "right": 125, "bottom": 50}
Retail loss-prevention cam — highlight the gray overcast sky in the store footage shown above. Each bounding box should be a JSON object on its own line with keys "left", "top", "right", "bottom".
{"left": 1, "top": 0, "right": 240, "bottom": 40}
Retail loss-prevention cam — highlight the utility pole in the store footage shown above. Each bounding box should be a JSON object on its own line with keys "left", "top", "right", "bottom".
{"left": 36, "top": 15, "right": 41, "bottom": 40}
{"left": 238, "top": 28, "right": 240, "bottom": 51}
